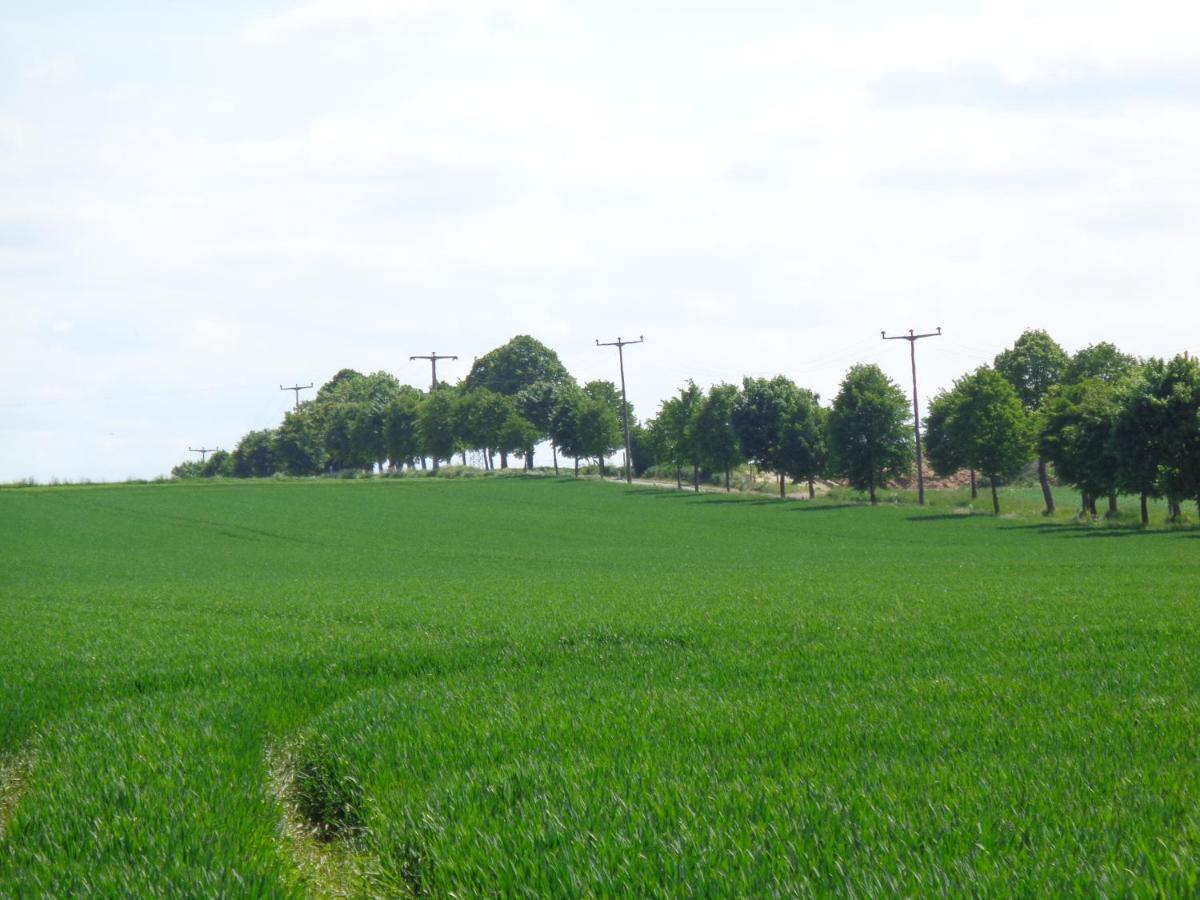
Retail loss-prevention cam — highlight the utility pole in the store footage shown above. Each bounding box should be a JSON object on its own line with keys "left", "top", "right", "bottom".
{"left": 596, "top": 335, "right": 644, "bottom": 485}
{"left": 882, "top": 327, "right": 941, "bottom": 505}
{"left": 188, "top": 446, "right": 220, "bottom": 463}
{"left": 280, "top": 383, "right": 313, "bottom": 411}
{"left": 409, "top": 352, "right": 458, "bottom": 392}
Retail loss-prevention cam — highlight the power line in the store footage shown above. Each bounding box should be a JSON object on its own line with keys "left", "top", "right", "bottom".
{"left": 882, "top": 326, "right": 942, "bottom": 506}
{"left": 187, "top": 446, "right": 220, "bottom": 463}
{"left": 280, "top": 383, "right": 313, "bottom": 411}
{"left": 409, "top": 352, "right": 458, "bottom": 392}
{"left": 596, "top": 335, "right": 644, "bottom": 485}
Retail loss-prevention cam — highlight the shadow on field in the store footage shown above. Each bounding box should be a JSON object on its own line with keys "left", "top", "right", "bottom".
{"left": 906, "top": 513, "right": 982, "bottom": 522}
{"left": 999, "top": 522, "right": 1181, "bottom": 539}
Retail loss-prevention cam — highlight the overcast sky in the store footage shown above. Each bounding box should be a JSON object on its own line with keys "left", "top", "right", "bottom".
{"left": 2, "top": 0, "right": 1198, "bottom": 481}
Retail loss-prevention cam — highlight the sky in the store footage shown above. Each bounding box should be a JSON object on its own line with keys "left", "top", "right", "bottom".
{"left": 2, "top": 0, "right": 1198, "bottom": 482}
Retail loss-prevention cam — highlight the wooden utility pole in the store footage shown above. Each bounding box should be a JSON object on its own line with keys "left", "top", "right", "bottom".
{"left": 881, "top": 326, "right": 942, "bottom": 505}
{"left": 280, "top": 383, "right": 313, "bottom": 410}
{"left": 188, "top": 446, "right": 220, "bottom": 463}
{"left": 409, "top": 352, "right": 458, "bottom": 392}
{"left": 596, "top": 335, "right": 643, "bottom": 485}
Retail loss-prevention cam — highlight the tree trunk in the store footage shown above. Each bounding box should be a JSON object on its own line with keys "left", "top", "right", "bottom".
{"left": 779, "top": 472, "right": 785, "bottom": 499}
{"left": 432, "top": 457, "right": 439, "bottom": 473}
{"left": 725, "top": 467, "right": 730, "bottom": 492}
{"left": 1038, "top": 457, "right": 1055, "bottom": 514}
{"left": 869, "top": 476, "right": 877, "bottom": 505}
{"left": 808, "top": 477, "right": 815, "bottom": 500}
{"left": 574, "top": 457, "right": 579, "bottom": 477}
{"left": 1089, "top": 495, "right": 1098, "bottom": 517}
{"left": 526, "top": 446, "right": 535, "bottom": 469}
{"left": 676, "top": 467, "right": 682, "bottom": 490}
{"left": 460, "top": 451, "right": 467, "bottom": 466}
{"left": 1140, "top": 491, "right": 1149, "bottom": 525}
{"left": 1107, "top": 493, "right": 1118, "bottom": 517}
{"left": 552, "top": 443, "right": 559, "bottom": 475}
{"left": 969, "top": 468, "right": 977, "bottom": 500}
{"left": 693, "top": 465, "right": 699, "bottom": 493}
{"left": 500, "top": 450, "right": 508, "bottom": 469}
{"left": 420, "top": 456, "right": 427, "bottom": 470}
{"left": 598, "top": 455, "right": 605, "bottom": 478}
{"left": 991, "top": 480, "right": 1000, "bottom": 515}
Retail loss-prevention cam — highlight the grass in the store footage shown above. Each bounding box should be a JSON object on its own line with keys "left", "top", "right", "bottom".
{"left": 0, "top": 477, "right": 1197, "bottom": 895}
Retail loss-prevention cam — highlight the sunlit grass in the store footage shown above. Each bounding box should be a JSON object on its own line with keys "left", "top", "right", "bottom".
{"left": 1, "top": 478, "right": 1197, "bottom": 894}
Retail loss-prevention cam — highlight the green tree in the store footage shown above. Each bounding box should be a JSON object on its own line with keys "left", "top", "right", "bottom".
{"left": 1112, "top": 361, "right": 1169, "bottom": 524}
{"left": 923, "top": 387, "right": 975, "bottom": 498}
{"left": 231, "top": 429, "right": 279, "bottom": 478}
{"left": 1040, "top": 378, "right": 1123, "bottom": 516}
{"left": 170, "top": 460, "right": 204, "bottom": 479}
{"left": 384, "top": 387, "right": 424, "bottom": 471}
{"left": 1155, "top": 354, "right": 1200, "bottom": 519}
{"left": 691, "top": 383, "right": 742, "bottom": 491}
{"left": 275, "top": 407, "right": 323, "bottom": 476}
{"left": 201, "top": 449, "right": 232, "bottom": 478}
{"left": 574, "top": 396, "right": 622, "bottom": 476}
{"left": 827, "top": 364, "right": 912, "bottom": 505}
{"left": 777, "top": 389, "right": 827, "bottom": 499}
{"left": 1063, "top": 342, "right": 1138, "bottom": 385}
{"left": 733, "top": 376, "right": 803, "bottom": 498}
{"left": 463, "top": 336, "right": 574, "bottom": 468}
{"left": 650, "top": 381, "right": 704, "bottom": 490}
{"left": 994, "top": 329, "right": 1068, "bottom": 513}
{"left": 418, "top": 387, "right": 459, "bottom": 472}
{"left": 950, "top": 367, "right": 1035, "bottom": 514}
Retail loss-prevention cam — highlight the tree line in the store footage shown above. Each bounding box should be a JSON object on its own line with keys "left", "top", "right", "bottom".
{"left": 174, "top": 331, "right": 1200, "bottom": 523}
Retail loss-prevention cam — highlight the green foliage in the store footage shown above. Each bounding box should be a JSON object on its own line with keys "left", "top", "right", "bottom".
{"left": 993, "top": 329, "right": 1069, "bottom": 411}
{"left": 383, "top": 387, "right": 424, "bottom": 470}
{"left": 690, "top": 383, "right": 742, "bottom": 487}
{"left": 923, "top": 388, "right": 965, "bottom": 477}
{"left": 1040, "top": 377, "right": 1122, "bottom": 503}
{"left": 2, "top": 479, "right": 1199, "bottom": 895}
{"left": 777, "top": 389, "right": 827, "bottom": 490}
{"left": 951, "top": 368, "right": 1036, "bottom": 512}
{"left": 463, "top": 335, "right": 572, "bottom": 398}
{"left": 275, "top": 409, "right": 323, "bottom": 476}
{"left": 231, "top": 429, "right": 279, "bottom": 478}
{"left": 1063, "top": 342, "right": 1138, "bottom": 385}
{"left": 201, "top": 449, "right": 232, "bottom": 478}
{"left": 417, "top": 388, "right": 459, "bottom": 466}
{"left": 170, "top": 460, "right": 205, "bottom": 479}
{"left": 732, "top": 376, "right": 803, "bottom": 475}
{"left": 827, "top": 364, "right": 912, "bottom": 503}
{"left": 649, "top": 381, "right": 704, "bottom": 481}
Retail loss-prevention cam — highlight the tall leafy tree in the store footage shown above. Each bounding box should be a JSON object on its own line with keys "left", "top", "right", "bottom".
{"left": 275, "top": 407, "right": 323, "bottom": 476}
{"left": 777, "top": 389, "right": 827, "bottom": 499}
{"left": 1112, "top": 361, "right": 1169, "bottom": 524}
{"left": 384, "top": 387, "right": 424, "bottom": 471}
{"left": 949, "top": 367, "right": 1035, "bottom": 514}
{"left": 1040, "top": 377, "right": 1123, "bottom": 516}
{"left": 418, "top": 387, "right": 459, "bottom": 472}
{"left": 572, "top": 395, "right": 622, "bottom": 476}
{"left": 691, "top": 383, "right": 742, "bottom": 491}
{"left": 733, "top": 375, "right": 803, "bottom": 498}
{"left": 231, "top": 429, "right": 279, "bottom": 478}
{"left": 827, "top": 364, "right": 912, "bottom": 505}
{"left": 651, "top": 381, "right": 704, "bottom": 490}
{"left": 1063, "top": 342, "right": 1138, "bottom": 385}
{"left": 1156, "top": 354, "right": 1200, "bottom": 518}
{"left": 994, "top": 329, "right": 1068, "bottom": 514}
{"left": 924, "top": 387, "right": 976, "bottom": 499}
{"left": 463, "top": 335, "right": 573, "bottom": 468}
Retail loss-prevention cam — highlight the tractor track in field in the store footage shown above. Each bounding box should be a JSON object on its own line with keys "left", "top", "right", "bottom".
{"left": 0, "top": 749, "right": 33, "bottom": 841}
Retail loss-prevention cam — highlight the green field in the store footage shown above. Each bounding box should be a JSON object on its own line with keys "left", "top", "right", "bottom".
{"left": 1, "top": 478, "right": 1197, "bottom": 896}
